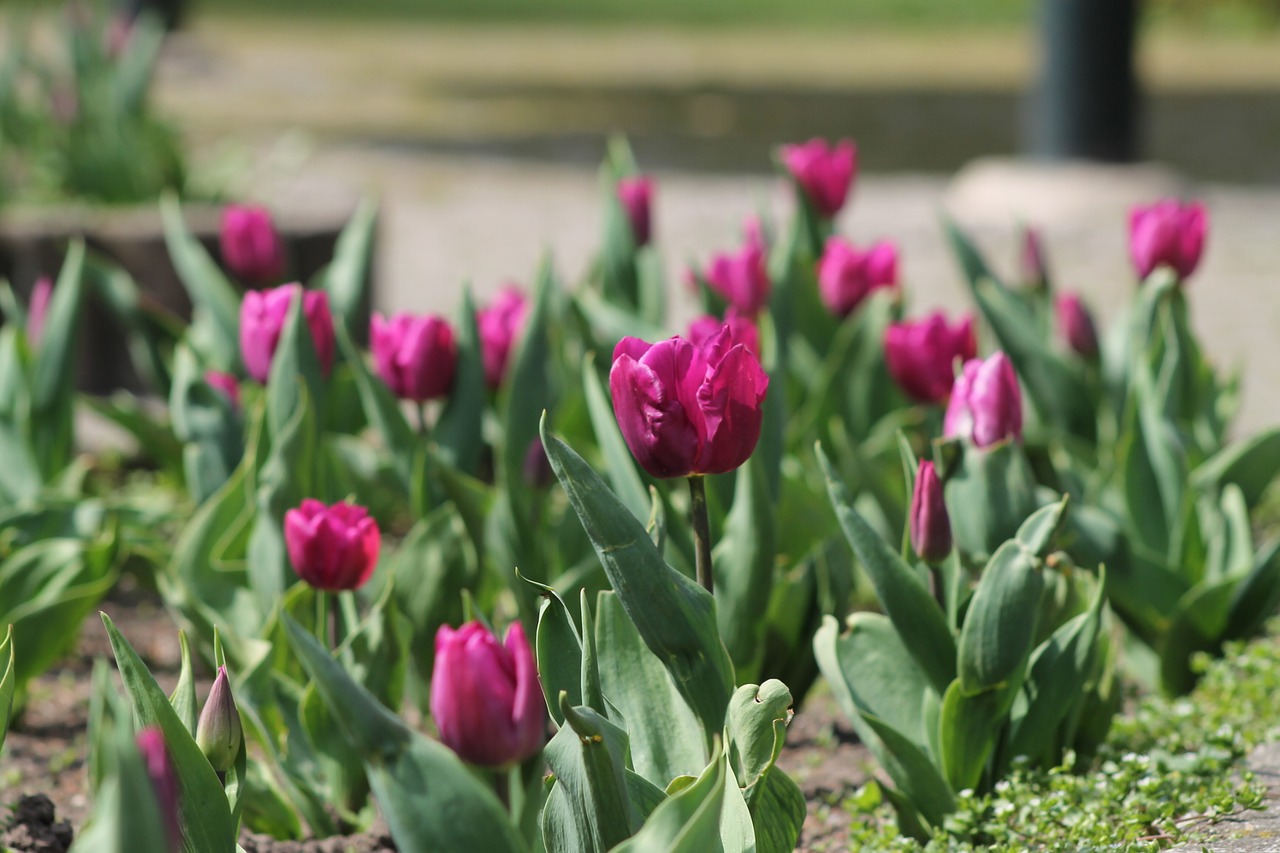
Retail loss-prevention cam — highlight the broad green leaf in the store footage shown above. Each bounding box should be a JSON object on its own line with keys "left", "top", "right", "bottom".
{"left": 1015, "top": 496, "right": 1069, "bottom": 558}
{"left": 609, "top": 748, "right": 730, "bottom": 853}
{"left": 937, "top": 679, "right": 1003, "bottom": 792}
{"left": 1225, "top": 539, "right": 1280, "bottom": 641}
{"left": 1192, "top": 426, "right": 1280, "bottom": 506}
{"left": 860, "top": 712, "right": 955, "bottom": 830}
{"left": 940, "top": 439, "right": 1041, "bottom": 562}
{"left": 168, "top": 631, "right": 198, "bottom": 735}
{"left": 435, "top": 289, "right": 486, "bottom": 477}
{"left": 746, "top": 767, "right": 805, "bottom": 853}
{"left": 31, "top": 239, "right": 85, "bottom": 411}
{"left": 69, "top": 718, "right": 173, "bottom": 853}
{"left": 1157, "top": 577, "right": 1237, "bottom": 696}
{"left": 501, "top": 256, "right": 557, "bottom": 494}
{"left": 319, "top": 197, "right": 377, "bottom": 338}
{"left": 542, "top": 697, "right": 638, "bottom": 853}
{"left": 0, "top": 626, "right": 13, "bottom": 749}
{"left": 335, "top": 324, "right": 415, "bottom": 490}
{"left": 713, "top": 455, "right": 775, "bottom": 682}
{"left": 161, "top": 195, "right": 241, "bottom": 369}
{"left": 582, "top": 355, "right": 649, "bottom": 523}
{"left": 532, "top": 580, "right": 583, "bottom": 724}
{"left": 957, "top": 541, "right": 1045, "bottom": 692}
{"left": 725, "top": 680, "right": 792, "bottom": 794}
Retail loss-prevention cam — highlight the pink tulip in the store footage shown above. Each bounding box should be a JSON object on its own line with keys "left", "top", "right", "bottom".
{"left": 1129, "top": 199, "right": 1206, "bottom": 281}
{"left": 1020, "top": 225, "right": 1049, "bottom": 291}
{"left": 239, "top": 284, "right": 335, "bottom": 383}
{"left": 944, "top": 352, "right": 1024, "bottom": 448}
{"left": 617, "top": 176, "right": 653, "bottom": 247}
{"left": 883, "top": 312, "right": 977, "bottom": 404}
{"left": 27, "top": 277, "right": 53, "bottom": 348}
{"left": 1055, "top": 293, "right": 1099, "bottom": 359}
{"left": 610, "top": 328, "right": 769, "bottom": 478}
{"left": 204, "top": 370, "right": 241, "bottom": 410}
{"left": 430, "top": 621, "right": 546, "bottom": 768}
{"left": 910, "top": 460, "right": 952, "bottom": 564}
{"left": 817, "top": 237, "right": 899, "bottom": 318}
{"left": 743, "top": 215, "right": 767, "bottom": 252}
{"left": 135, "top": 727, "right": 179, "bottom": 851}
{"left": 284, "top": 499, "right": 381, "bottom": 591}
{"left": 687, "top": 309, "right": 760, "bottom": 358}
{"left": 370, "top": 312, "right": 457, "bottom": 402}
{"left": 220, "top": 205, "right": 285, "bottom": 285}
{"left": 780, "top": 138, "right": 858, "bottom": 219}
{"left": 704, "top": 241, "right": 771, "bottom": 316}
{"left": 477, "top": 286, "right": 529, "bottom": 390}
{"left": 195, "top": 665, "right": 242, "bottom": 774}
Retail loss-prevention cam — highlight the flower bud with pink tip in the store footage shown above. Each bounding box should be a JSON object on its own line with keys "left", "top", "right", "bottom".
{"left": 1055, "top": 293, "right": 1099, "bottom": 359}
{"left": 477, "top": 286, "right": 529, "bottom": 391}
{"left": 944, "top": 352, "right": 1024, "bottom": 448}
{"left": 617, "top": 176, "right": 653, "bottom": 247}
{"left": 910, "top": 460, "right": 952, "bottom": 564}
{"left": 220, "top": 204, "right": 285, "bottom": 285}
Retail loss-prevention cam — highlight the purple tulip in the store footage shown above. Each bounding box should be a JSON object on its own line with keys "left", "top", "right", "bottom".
{"left": 617, "top": 176, "right": 653, "bottom": 248}
{"left": 817, "top": 237, "right": 899, "bottom": 318}
{"left": 284, "top": 499, "right": 381, "bottom": 591}
{"left": 135, "top": 727, "right": 179, "bottom": 851}
{"left": 780, "top": 138, "right": 858, "bottom": 219}
{"left": 1055, "top": 293, "right": 1099, "bottom": 359}
{"left": 522, "top": 438, "right": 554, "bottom": 490}
{"left": 220, "top": 204, "right": 285, "bottom": 285}
{"left": 1129, "top": 199, "right": 1207, "bottom": 281}
{"left": 687, "top": 308, "right": 760, "bottom": 358}
{"left": 430, "top": 621, "right": 546, "bottom": 768}
{"left": 610, "top": 328, "right": 769, "bottom": 479}
{"left": 944, "top": 352, "right": 1024, "bottom": 448}
{"left": 910, "top": 460, "right": 952, "bottom": 564}
{"left": 1019, "top": 225, "right": 1049, "bottom": 291}
{"left": 370, "top": 312, "right": 457, "bottom": 402}
{"left": 704, "top": 240, "right": 771, "bottom": 316}
{"left": 204, "top": 370, "right": 241, "bottom": 410}
{"left": 477, "top": 285, "right": 529, "bottom": 391}
{"left": 195, "top": 665, "right": 242, "bottom": 774}
{"left": 883, "top": 312, "right": 977, "bottom": 405}
{"left": 27, "top": 277, "right": 52, "bottom": 349}
{"left": 743, "top": 215, "right": 767, "bottom": 252}
{"left": 239, "top": 284, "right": 336, "bottom": 384}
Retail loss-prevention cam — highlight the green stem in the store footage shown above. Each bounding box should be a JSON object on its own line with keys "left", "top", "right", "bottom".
{"left": 688, "top": 475, "right": 714, "bottom": 595}
{"left": 415, "top": 401, "right": 430, "bottom": 438}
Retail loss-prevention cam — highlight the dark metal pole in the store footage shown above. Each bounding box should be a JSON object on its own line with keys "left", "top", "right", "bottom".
{"left": 1029, "top": 0, "right": 1139, "bottom": 162}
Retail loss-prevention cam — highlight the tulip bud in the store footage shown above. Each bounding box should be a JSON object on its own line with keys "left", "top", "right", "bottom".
{"left": 687, "top": 308, "right": 759, "bottom": 358}
{"left": 617, "top": 176, "right": 653, "bottom": 248}
{"left": 195, "top": 666, "right": 242, "bottom": 774}
{"left": 779, "top": 137, "right": 857, "bottom": 219}
{"left": 1128, "top": 199, "right": 1207, "bottom": 282}
{"left": 704, "top": 240, "right": 771, "bottom": 316}
{"left": 477, "top": 285, "right": 529, "bottom": 391}
{"left": 220, "top": 204, "right": 285, "bottom": 285}
{"left": 742, "top": 215, "right": 767, "bottom": 252}
{"left": 522, "top": 438, "right": 554, "bottom": 490}
{"left": 1055, "top": 293, "right": 1099, "bottom": 359}
{"left": 239, "top": 284, "right": 336, "bottom": 383}
{"left": 944, "top": 352, "right": 1024, "bottom": 448}
{"left": 1019, "top": 225, "right": 1049, "bottom": 292}
{"left": 27, "top": 277, "right": 52, "bottom": 349}
{"left": 204, "top": 370, "right": 241, "bottom": 410}
{"left": 883, "top": 312, "right": 977, "bottom": 405}
{"left": 284, "top": 499, "right": 381, "bottom": 591}
{"left": 817, "top": 237, "right": 899, "bottom": 318}
{"left": 370, "top": 312, "right": 458, "bottom": 402}
{"left": 134, "top": 727, "right": 179, "bottom": 850}
{"left": 910, "top": 460, "right": 952, "bottom": 564}
{"left": 610, "top": 328, "right": 769, "bottom": 478}
{"left": 430, "top": 621, "right": 546, "bottom": 768}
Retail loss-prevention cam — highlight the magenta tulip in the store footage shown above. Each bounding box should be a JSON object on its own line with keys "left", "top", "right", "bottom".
{"left": 196, "top": 665, "right": 242, "bottom": 774}
{"left": 239, "top": 284, "right": 335, "bottom": 383}
{"left": 220, "top": 204, "right": 285, "bottom": 285}
{"left": 477, "top": 285, "right": 529, "bottom": 390}
{"left": 910, "top": 460, "right": 952, "bottom": 564}
{"left": 704, "top": 241, "right": 771, "bottom": 316}
{"left": 817, "top": 237, "right": 899, "bottom": 318}
{"left": 780, "top": 138, "right": 857, "bottom": 219}
{"left": 370, "top": 312, "right": 457, "bottom": 402}
{"left": 617, "top": 176, "right": 653, "bottom": 247}
{"left": 284, "top": 499, "right": 381, "bottom": 591}
{"left": 610, "top": 328, "right": 769, "bottom": 479}
{"left": 1129, "top": 199, "right": 1207, "bottom": 281}
{"left": 27, "top": 277, "right": 52, "bottom": 348}
{"left": 883, "top": 312, "right": 977, "bottom": 404}
{"left": 1055, "top": 293, "right": 1099, "bottom": 359}
{"left": 430, "top": 621, "right": 545, "bottom": 768}
{"left": 687, "top": 309, "right": 759, "bottom": 358}
{"left": 204, "top": 370, "right": 241, "bottom": 410}
{"left": 135, "top": 727, "right": 179, "bottom": 850}
{"left": 944, "top": 352, "right": 1023, "bottom": 448}
{"left": 1019, "top": 225, "right": 1048, "bottom": 291}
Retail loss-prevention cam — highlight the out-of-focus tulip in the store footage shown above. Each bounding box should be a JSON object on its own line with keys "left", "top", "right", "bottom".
{"left": 135, "top": 727, "right": 179, "bottom": 850}
{"left": 522, "top": 438, "right": 554, "bottom": 490}
{"left": 817, "top": 237, "right": 899, "bottom": 318}
{"left": 1055, "top": 293, "right": 1099, "bottom": 359}
{"left": 1129, "top": 199, "right": 1207, "bottom": 281}
{"left": 780, "top": 138, "right": 858, "bottom": 219}
{"left": 944, "top": 352, "right": 1024, "bottom": 448}
{"left": 687, "top": 308, "right": 760, "bottom": 357}
{"left": 704, "top": 241, "right": 771, "bottom": 316}
{"left": 1019, "top": 225, "right": 1049, "bottom": 291}
{"left": 883, "top": 312, "right": 977, "bottom": 404}
{"left": 910, "top": 460, "right": 952, "bottom": 564}
{"left": 195, "top": 665, "right": 242, "bottom": 774}
{"left": 477, "top": 286, "right": 529, "bottom": 390}
{"left": 27, "top": 277, "right": 52, "bottom": 348}
{"left": 370, "top": 312, "right": 457, "bottom": 402}
{"left": 239, "top": 284, "right": 335, "bottom": 383}
{"left": 430, "top": 621, "right": 545, "bottom": 768}
{"left": 617, "top": 176, "right": 653, "bottom": 247}
{"left": 610, "top": 327, "right": 769, "bottom": 479}
{"left": 283, "top": 499, "right": 381, "bottom": 591}
{"left": 204, "top": 370, "right": 241, "bottom": 410}
{"left": 743, "top": 215, "right": 767, "bottom": 251}
{"left": 220, "top": 204, "right": 285, "bottom": 285}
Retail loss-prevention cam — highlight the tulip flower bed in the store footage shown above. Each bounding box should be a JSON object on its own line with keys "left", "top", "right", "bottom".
{"left": 1, "top": 131, "right": 1279, "bottom": 853}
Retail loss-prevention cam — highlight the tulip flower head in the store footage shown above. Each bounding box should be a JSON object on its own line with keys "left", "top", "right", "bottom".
{"left": 196, "top": 665, "right": 242, "bottom": 774}
{"left": 780, "top": 138, "right": 858, "bottom": 219}
{"left": 370, "top": 312, "right": 458, "bottom": 402}
{"left": 817, "top": 237, "right": 899, "bottom": 318}
{"left": 704, "top": 240, "right": 771, "bottom": 316}
{"left": 617, "top": 176, "right": 653, "bottom": 248}
{"left": 883, "top": 312, "right": 977, "bottom": 405}
{"left": 477, "top": 285, "right": 529, "bottom": 390}
{"left": 27, "top": 277, "right": 52, "bottom": 349}
{"left": 910, "top": 460, "right": 952, "bottom": 564}
{"left": 687, "top": 309, "right": 760, "bottom": 358}
{"left": 1128, "top": 199, "right": 1206, "bottom": 282}
{"left": 610, "top": 327, "right": 769, "bottom": 479}
{"left": 204, "top": 370, "right": 241, "bottom": 410}
{"left": 1055, "top": 293, "right": 1099, "bottom": 359}
{"left": 944, "top": 352, "right": 1024, "bottom": 449}
{"left": 430, "top": 621, "right": 546, "bottom": 768}
{"left": 283, "top": 499, "right": 381, "bottom": 591}
{"left": 220, "top": 204, "right": 285, "bottom": 285}
{"left": 239, "top": 284, "right": 336, "bottom": 384}
{"left": 1019, "top": 225, "right": 1049, "bottom": 291}
{"left": 135, "top": 727, "right": 179, "bottom": 850}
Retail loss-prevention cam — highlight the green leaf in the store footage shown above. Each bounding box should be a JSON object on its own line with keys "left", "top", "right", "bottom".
{"left": 938, "top": 679, "right": 1003, "bottom": 792}
{"left": 1192, "top": 426, "right": 1280, "bottom": 506}
{"left": 941, "top": 439, "right": 1041, "bottom": 562}
{"left": 725, "top": 679, "right": 792, "bottom": 794}
{"left": 319, "top": 197, "right": 378, "bottom": 338}
{"left": 582, "top": 354, "right": 650, "bottom": 523}
{"left": 609, "top": 748, "right": 731, "bottom": 853}
{"left": 335, "top": 324, "right": 416, "bottom": 490}
{"left": 501, "top": 256, "right": 557, "bottom": 493}
{"left": 746, "top": 767, "right": 805, "bottom": 853}
{"left": 1015, "top": 495, "right": 1070, "bottom": 558}
{"left": 161, "top": 195, "right": 241, "bottom": 370}
{"left": 435, "top": 289, "right": 487, "bottom": 476}
{"left": 1225, "top": 539, "right": 1280, "bottom": 641}
{"left": 860, "top": 712, "right": 956, "bottom": 830}
{"left": 713, "top": 455, "right": 775, "bottom": 682}
{"left": 532, "top": 581, "right": 583, "bottom": 724}
{"left": 1157, "top": 577, "right": 1237, "bottom": 696}
{"left": 957, "top": 541, "right": 1045, "bottom": 693}
{"left": 168, "top": 631, "right": 198, "bottom": 736}
{"left": 0, "top": 625, "right": 14, "bottom": 750}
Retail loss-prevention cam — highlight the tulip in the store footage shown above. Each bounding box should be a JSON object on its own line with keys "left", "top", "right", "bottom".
{"left": 780, "top": 138, "right": 857, "bottom": 219}
{"left": 27, "top": 277, "right": 52, "bottom": 349}
{"left": 883, "top": 312, "right": 977, "bottom": 404}
{"left": 687, "top": 309, "right": 760, "bottom": 358}
{"left": 1019, "top": 225, "right": 1049, "bottom": 291}
{"left": 239, "top": 284, "right": 336, "bottom": 383}
{"left": 370, "top": 312, "right": 457, "bottom": 402}
{"left": 910, "top": 460, "right": 952, "bottom": 564}
{"left": 743, "top": 215, "right": 767, "bottom": 251}
{"left": 195, "top": 665, "right": 242, "bottom": 774}
{"left": 1055, "top": 293, "right": 1099, "bottom": 359}
{"left": 817, "top": 237, "right": 899, "bottom": 318}
{"left": 610, "top": 328, "right": 769, "bottom": 479}
{"left": 220, "top": 204, "right": 285, "bottom": 285}
{"left": 944, "top": 352, "right": 1023, "bottom": 448}
{"left": 704, "top": 240, "right": 771, "bottom": 316}
{"left": 617, "top": 176, "right": 653, "bottom": 248}
{"left": 284, "top": 499, "right": 381, "bottom": 591}
{"left": 135, "top": 727, "right": 179, "bottom": 850}
{"left": 522, "top": 438, "right": 554, "bottom": 490}
{"left": 1129, "top": 199, "right": 1206, "bottom": 281}
{"left": 204, "top": 370, "right": 241, "bottom": 410}
{"left": 477, "top": 286, "right": 529, "bottom": 390}
{"left": 430, "top": 621, "right": 545, "bottom": 768}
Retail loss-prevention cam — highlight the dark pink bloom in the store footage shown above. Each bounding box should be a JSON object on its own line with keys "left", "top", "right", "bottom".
{"left": 1055, "top": 293, "right": 1099, "bottom": 359}
{"left": 617, "top": 176, "right": 653, "bottom": 248}
{"left": 135, "top": 727, "right": 179, "bottom": 851}
{"left": 522, "top": 439, "right": 554, "bottom": 490}
{"left": 780, "top": 138, "right": 858, "bottom": 219}
{"left": 610, "top": 328, "right": 769, "bottom": 478}
{"left": 1129, "top": 199, "right": 1207, "bottom": 281}
{"left": 910, "top": 460, "right": 951, "bottom": 564}
{"left": 1020, "top": 225, "right": 1048, "bottom": 291}
{"left": 687, "top": 309, "right": 760, "bottom": 358}
{"left": 477, "top": 286, "right": 529, "bottom": 391}
{"left": 284, "top": 499, "right": 381, "bottom": 591}
{"left": 239, "top": 284, "right": 335, "bottom": 383}
{"left": 204, "top": 370, "right": 241, "bottom": 410}
{"left": 220, "top": 205, "right": 285, "bottom": 285}
{"left": 944, "top": 352, "right": 1023, "bottom": 448}
{"left": 430, "top": 621, "right": 546, "bottom": 768}
{"left": 817, "top": 237, "right": 899, "bottom": 318}
{"left": 883, "top": 312, "right": 977, "bottom": 405}
{"left": 370, "top": 312, "right": 457, "bottom": 402}
{"left": 704, "top": 241, "right": 771, "bottom": 316}
{"left": 27, "top": 277, "right": 53, "bottom": 348}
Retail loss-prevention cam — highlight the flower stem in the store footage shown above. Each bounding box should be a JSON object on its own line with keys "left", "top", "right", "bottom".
{"left": 688, "top": 475, "right": 714, "bottom": 595}
{"left": 415, "top": 401, "right": 429, "bottom": 437}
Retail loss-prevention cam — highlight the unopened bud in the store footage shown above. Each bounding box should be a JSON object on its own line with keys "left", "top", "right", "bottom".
{"left": 195, "top": 666, "right": 242, "bottom": 773}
